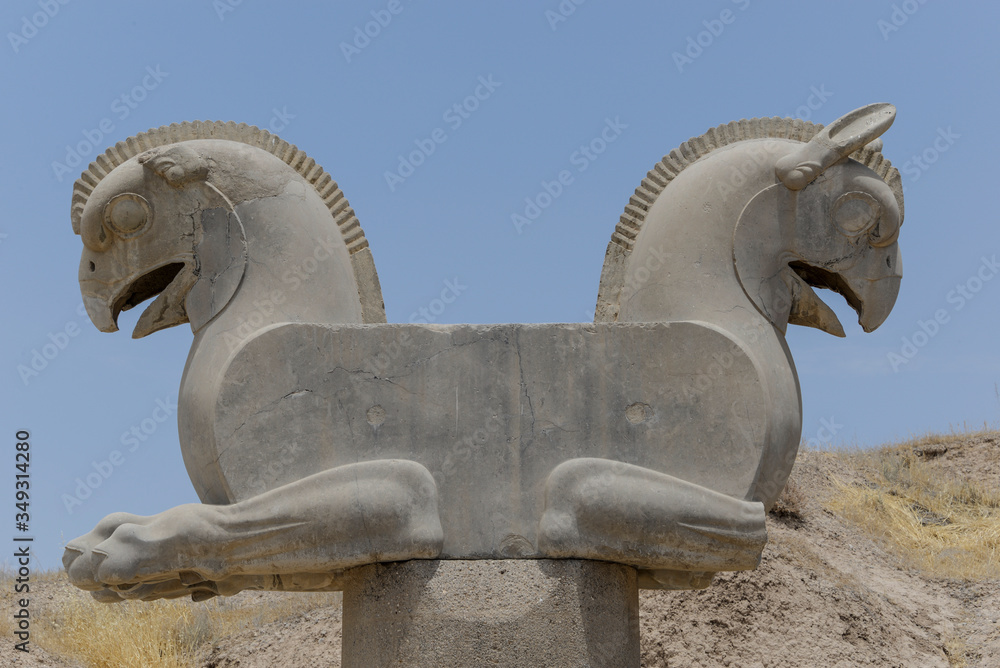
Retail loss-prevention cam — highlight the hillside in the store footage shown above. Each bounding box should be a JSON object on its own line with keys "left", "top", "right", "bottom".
{"left": 5, "top": 430, "right": 998, "bottom": 667}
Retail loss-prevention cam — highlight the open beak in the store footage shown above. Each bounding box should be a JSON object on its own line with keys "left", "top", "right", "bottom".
{"left": 79, "top": 262, "right": 189, "bottom": 338}
{"left": 788, "top": 245, "right": 902, "bottom": 335}
{"left": 81, "top": 292, "right": 120, "bottom": 333}
{"left": 851, "top": 272, "right": 902, "bottom": 333}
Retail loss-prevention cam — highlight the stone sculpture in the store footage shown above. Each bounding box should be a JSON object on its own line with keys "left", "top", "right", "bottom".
{"left": 63, "top": 104, "right": 904, "bottom": 664}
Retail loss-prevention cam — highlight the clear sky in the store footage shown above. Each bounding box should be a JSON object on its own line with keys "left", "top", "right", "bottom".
{"left": 2, "top": 1, "right": 998, "bottom": 571}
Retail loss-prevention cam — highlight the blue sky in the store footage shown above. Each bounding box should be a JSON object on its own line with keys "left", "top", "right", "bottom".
{"left": 2, "top": 1, "right": 998, "bottom": 570}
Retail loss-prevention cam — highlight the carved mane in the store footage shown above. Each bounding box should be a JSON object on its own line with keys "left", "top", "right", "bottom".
{"left": 70, "top": 121, "right": 386, "bottom": 323}
{"left": 596, "top": 117, "right": 904, "bottom": 322}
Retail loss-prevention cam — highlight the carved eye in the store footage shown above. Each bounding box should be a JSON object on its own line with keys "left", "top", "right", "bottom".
{"left": 104, "top": 193, "right": 152, "bottom": 239}
{"left": 832, "top": 191, "right": 879, "bottom": 237}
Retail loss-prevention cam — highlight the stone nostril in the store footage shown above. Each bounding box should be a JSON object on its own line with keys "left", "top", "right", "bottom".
{"left": 89, "top": 261, "right": 96, "bottom": 272}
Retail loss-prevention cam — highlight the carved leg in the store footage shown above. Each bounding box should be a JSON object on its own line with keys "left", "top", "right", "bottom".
{"left": 537, "top": 458, "right": 766, "bottom": 583}
{"left": 63, "top": 459, "right": 443, "bottom": 601}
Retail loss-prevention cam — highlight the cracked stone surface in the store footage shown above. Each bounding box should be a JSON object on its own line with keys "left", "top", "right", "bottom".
{"left": 213, "top": 321, "right": 769, "bottom": 559}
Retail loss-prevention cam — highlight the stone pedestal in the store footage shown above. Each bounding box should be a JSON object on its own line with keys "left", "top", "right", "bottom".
{"left": 341, "top": 559, "right": 639, "bottom": 667}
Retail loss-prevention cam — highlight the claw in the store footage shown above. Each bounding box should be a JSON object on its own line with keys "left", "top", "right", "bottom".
{"left": 67, "top": 555, "right": 107, "bottom": 590}
{"left": 61, "top": 545, "right": 84, "bottom": 570}
{"left": 115, "top": 582, "right": 165, "bottom": 600}
{"left": 191, "top": 589, "right": 218, "bottom": 602}
{"left": 91, "top": 589, "right": 124, "bottom": 604}
{"left": 178, "top": 570, "right": 204, "bottom": 585}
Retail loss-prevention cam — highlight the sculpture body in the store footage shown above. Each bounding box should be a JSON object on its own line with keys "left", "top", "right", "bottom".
{"left": 64, "top": 106, "right": 904, "bottom": 607}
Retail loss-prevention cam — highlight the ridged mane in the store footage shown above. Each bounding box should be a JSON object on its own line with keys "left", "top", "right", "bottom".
{"left": 70, "top": 121, "right": 386, "bottom": 323}
{"left": 596, "top": 116, "right": 905, "bottom": 322}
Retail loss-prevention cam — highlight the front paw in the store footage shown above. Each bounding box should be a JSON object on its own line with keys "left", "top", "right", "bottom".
{"left": 63, "top": 511, "right": 153, "bottom": 590}
{"left": 63, "top": 505, "right": 227, "bottom": 591}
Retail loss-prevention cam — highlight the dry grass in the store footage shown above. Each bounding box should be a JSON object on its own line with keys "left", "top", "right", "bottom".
{"left": 26, "top": 581, "right": 338, "bottom": 668}
{"left": 943, "top": 635, "right": 971, "bottom": 668}
{"left": 769, "top": 476, "right": 807, "bottom": 521}
{"left": 0, "top": 565, "right": 338, "bottom": 667}
{"left": 827, "top": 430, "right": 1000, "bottom": 581}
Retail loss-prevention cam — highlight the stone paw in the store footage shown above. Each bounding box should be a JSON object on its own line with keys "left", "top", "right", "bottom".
{"left": 63, "top": 511, "right": 157, "bottom": 591}
{"left": 63, "top": 504, "right": 227, "bottom": 592}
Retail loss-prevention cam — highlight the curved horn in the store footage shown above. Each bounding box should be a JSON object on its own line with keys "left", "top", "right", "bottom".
{"left": 775, "top": 103, "right": 897, "bottom": 190}
{"left": 863, "top": 174, "right": 902, "bottom": 248}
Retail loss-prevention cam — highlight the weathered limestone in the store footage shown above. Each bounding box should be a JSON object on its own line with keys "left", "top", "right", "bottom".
{"left": 63, "top": 104, "right": 906, "bottom": 663}
{"left": 342, "top": 559, "right": 640, "bottom": 668}
{"left": 65, "top": 321, "right": 772, "bottom": 598}
{"left": 217, "top": 322, "right": 771, "bottom": 570}
{"left": 63, "top": 460, "right": 443, "bottom": 600}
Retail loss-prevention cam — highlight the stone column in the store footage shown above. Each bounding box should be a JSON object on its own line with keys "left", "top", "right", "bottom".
{"left": 341, "top": 559, "right": 639, "bottom": 668}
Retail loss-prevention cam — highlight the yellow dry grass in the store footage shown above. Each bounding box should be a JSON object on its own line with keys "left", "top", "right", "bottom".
{"left": 827, "top": 430, "right": 1000, "bottom": 581}
{"left": 28, "top": 581, "right": 337, "bottom": 668}
{"left": 943, "top": 635, "right": 970, "bottom": 668}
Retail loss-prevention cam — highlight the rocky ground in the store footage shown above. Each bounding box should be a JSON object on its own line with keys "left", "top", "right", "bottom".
{"left": 6, "top": 432, "right": 998, "bottom": 667}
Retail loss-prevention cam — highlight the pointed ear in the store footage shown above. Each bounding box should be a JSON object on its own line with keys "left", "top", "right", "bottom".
{"left": 776, "top": 103, "right": 896, "bottom": 190}
{"left": 138, "top": 144, "right": 209, "bottom": 187}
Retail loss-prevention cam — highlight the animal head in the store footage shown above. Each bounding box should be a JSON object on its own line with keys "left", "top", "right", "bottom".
{"left": 74, "top": 141, "right": 240, "bottom": 338}
{"left": 734, "top": 103, "right": 904, "bottom": 336}
{"left": 72, "top": 122, "right": 385, "bottom": 339}
{"left": 595, "top": 105, "right": 905, "bottom": 335}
